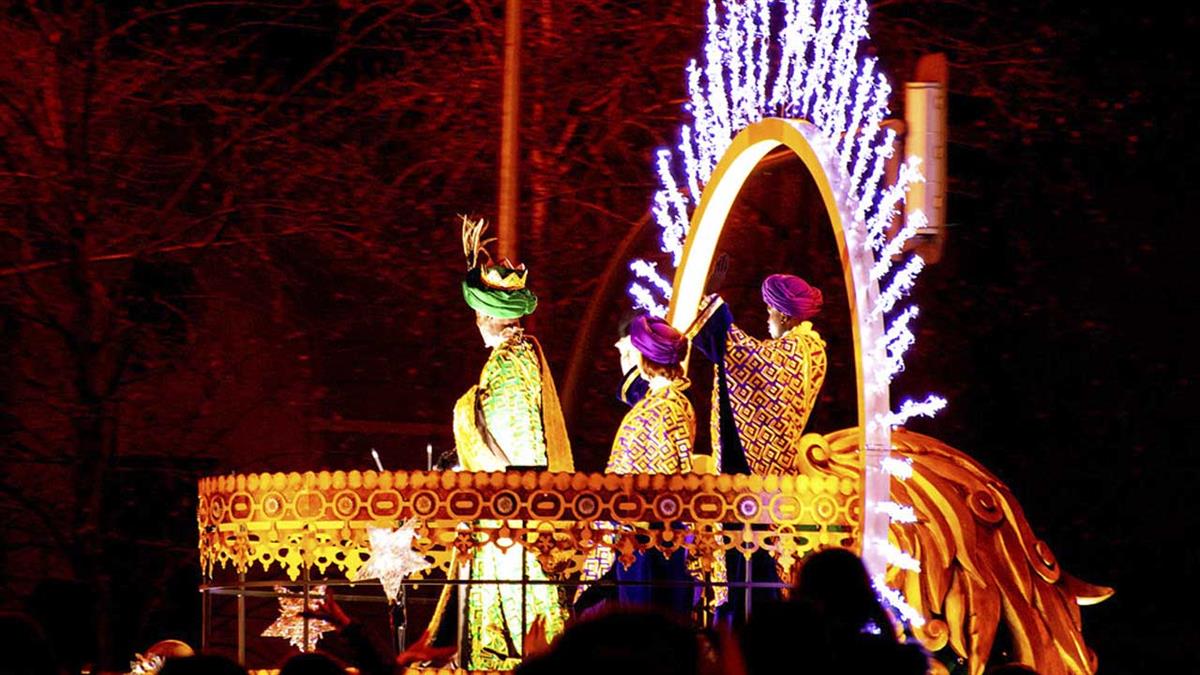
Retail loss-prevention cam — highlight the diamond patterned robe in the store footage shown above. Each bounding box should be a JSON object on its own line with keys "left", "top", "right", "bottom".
{"left": 606, "top": 377, "right": 695, "bottom": 474}
{"left": 688, "top": 295, "right": 827, "bottom": 475}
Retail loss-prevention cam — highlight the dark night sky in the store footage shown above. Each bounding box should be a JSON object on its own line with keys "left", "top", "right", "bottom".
{"left": 897, "top": 4, "right": 1196, "bottom": 670}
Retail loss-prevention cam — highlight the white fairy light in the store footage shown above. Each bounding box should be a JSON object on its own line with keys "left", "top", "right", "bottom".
{"left": 630, "top": 260, "right": 674, "bottom": 300}
{"left": 883, "top": 394, "right": 948, "bottom": 428}
{"left": 873, "top": 574, "right": 927, "bottom": 627}
{"left": 837, "top": 56, "right": 877, "bottom": 164}
{"left": 680, "top": 124, "right": 703, "bottom": 201}
{"left": 881, "top": 456, "right": 914, "bottom": 480}
{"left": 871, "top": 210, "right": 928, "bottom": 280}
{"left": 875, "top": 254, "right": 926, "bottom": 316}
{"left": 883, "top": 305, "right": 921, "bottom": 346}
{"left": 876, "top": 501, "right": 918, "bottom": 524}
{"left": 852, "top": 124, "right": 896, "bottom": 226}
{"left": 867, "top": 158, "right": 925, "bottom": 251}
{"left": 801, "top": 1, "right": 840, "bottom": 118}
{"left": 868, "top": 305, "right": 920, "bottom": 394}
{"left": 652, "top": 150, "right": 692, "bottom": 264}
{"left": 629, "top": 283, "right": 668, "bottom": 318}
{"left": 849, "top": 81, "right": 892, "bottom": 199}
{"left": 820, "top": 3, "right": 867, "bottom": 140}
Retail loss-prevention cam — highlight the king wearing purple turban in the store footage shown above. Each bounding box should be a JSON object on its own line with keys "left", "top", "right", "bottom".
{"left": 606, "top": 315, "right": 695, "bottom": 475}
{"left": 577, "top": 315, "right": 709, "bottom": 616}
{"left": 687, "top": 274, "right": 828, "bottom": 476}
{"left": 687, "top": 274, "right": 828, "bottom": 622}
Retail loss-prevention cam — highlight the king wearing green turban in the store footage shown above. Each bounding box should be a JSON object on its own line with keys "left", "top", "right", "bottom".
{"left": 438, "top": 217, "right": 572, "bottom": 670}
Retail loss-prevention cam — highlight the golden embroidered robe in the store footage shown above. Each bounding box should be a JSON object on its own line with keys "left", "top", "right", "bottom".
{"left": 448, "top": 333, "right": 572, "bottom": 670}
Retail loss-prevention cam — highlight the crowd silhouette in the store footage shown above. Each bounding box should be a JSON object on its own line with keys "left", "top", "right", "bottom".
{"left": 2, "top": 549, "right": 1045, "bottom": 675}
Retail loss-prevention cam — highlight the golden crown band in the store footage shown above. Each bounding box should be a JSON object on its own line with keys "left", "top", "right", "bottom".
{"left": 480, "top": 263, "right": 529, "bottom": 290}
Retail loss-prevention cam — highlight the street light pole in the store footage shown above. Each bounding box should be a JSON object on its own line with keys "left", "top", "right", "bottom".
{"left": 498, "top": 0, "right": 521, "bottom": 263}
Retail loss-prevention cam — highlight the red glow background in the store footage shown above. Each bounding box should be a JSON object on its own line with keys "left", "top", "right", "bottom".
{"left": 0, "top": 1, "right": 1192, "bottom": 671}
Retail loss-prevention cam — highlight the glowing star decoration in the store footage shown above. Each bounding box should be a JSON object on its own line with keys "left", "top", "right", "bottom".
{"left": 261, "top": 585, "right": 336, "bottom": 652}
{"left": 627, "top": 0, "right": 945, "bottom": 628}
{"left": 353, "top": 521, "right": 432, "bottom": 603}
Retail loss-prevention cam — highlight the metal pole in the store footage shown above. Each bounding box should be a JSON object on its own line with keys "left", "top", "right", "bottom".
{"left": 302, "top": 569, "right": 311, "bottom": 653}
{"left": 237, "top": 572, "right": 246, "bottom": 665}
{"left": 743, "top": 554, "right": 752, "bottom": 623}
{"left": 201, "top": 588, "right": 211, "bottom": 652}
{"left": 498, "top": 0, "right": 521, "bottom": 262}
{"left": 521, "top": 535, "right": 528, "bottom": 656}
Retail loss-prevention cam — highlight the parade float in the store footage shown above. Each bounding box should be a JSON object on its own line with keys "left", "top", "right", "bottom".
{"left": 198, "top": 1, "right": 1110, "bottom": 673}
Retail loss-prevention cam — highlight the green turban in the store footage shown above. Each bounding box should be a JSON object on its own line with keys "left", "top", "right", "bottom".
{"left": 462, "top": 266, "right": 538, "bottom": 319}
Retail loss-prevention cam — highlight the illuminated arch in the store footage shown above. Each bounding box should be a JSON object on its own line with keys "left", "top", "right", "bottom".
{"left": 666, "top": 117, "right": 892, "bottom": 575}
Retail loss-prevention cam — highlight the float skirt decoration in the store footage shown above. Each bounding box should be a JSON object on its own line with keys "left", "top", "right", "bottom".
{"left": 198, "top": 468, "right": 860, "bottom": 584}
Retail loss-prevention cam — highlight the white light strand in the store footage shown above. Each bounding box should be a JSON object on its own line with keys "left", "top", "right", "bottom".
{"left": 867, "top": 157, "right": 924, "bottom": 251}
{"left": 871, "top": 210, "right": 928, "bottom": 281}
{"left": 876, "top": 501, "right": 917, "bottom": 524}
{"left": 654, "top": 150, "right": 693, "bottom": 264}
{"left": 649, "top": 191, "right": 680, "bottom": 262}
{"left": 701, "top": 0, "right": 732, "bottom": 179}
{"left": 883, "top": 394, "right": 948, "bottom": 428}
{"left": 680, "top": 123, "right": 703, "bottom": 202}
{"left": 852, "top": 125, "right": 896, "bottom": 230}
{"left": 821, "top": 2, "right": 867, "bottom": 141}
{"left": 630, "top": 260, "right": 674, "bottom": 300}
{"left": 849, "top": 76, "right": 892, "bottom": 197}
{"left": 874, "top": 538, "right": 922, "bottom": 572}
{"left": 866, "top": 304, "right": 920, "bottom": 394}
{"left": 837, "top": 56, "right": 877, "bottom": 167}
{"left": 752, "top": 0, "right": 772, "bottom": 118}
{"left": 802, "top": 1, "right": 841, "bottom": 120}
{"left": 685, "top": 60, "right": 711, "bottom": 176}
{"left": 881, "top": 456, "right": 914, "bottom": 480}
{"left": 875, "top": 254, "right": 925, "bottom": 316}
{"left": 771, "top": 0, "right": 816, "bottom": 111}
{"left": 629, "top": 282, "right": 668, "bottom": 319}
{"left": 873, "top": 574, "right": 927, "bottom": 627}
{"left": 883, "top": 304, "right": 920, "bottom": 353}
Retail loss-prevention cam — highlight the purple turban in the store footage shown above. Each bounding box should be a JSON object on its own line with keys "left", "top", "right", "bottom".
{"left": 762, "top": 274, "right": 823, "bottom": 320}
{"left": 629, "top": 315, "right": 687, "bottom": 366}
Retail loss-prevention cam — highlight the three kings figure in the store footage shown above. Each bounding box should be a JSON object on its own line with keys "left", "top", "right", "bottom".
{"left": 438, "top": 217, "right": 829, "bottom": 667}
{"left": 443, "top": 218, "right": 573, "bottom": 670}
{"left": 423, "top": 213, "right": 1104, "bottom": 674}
